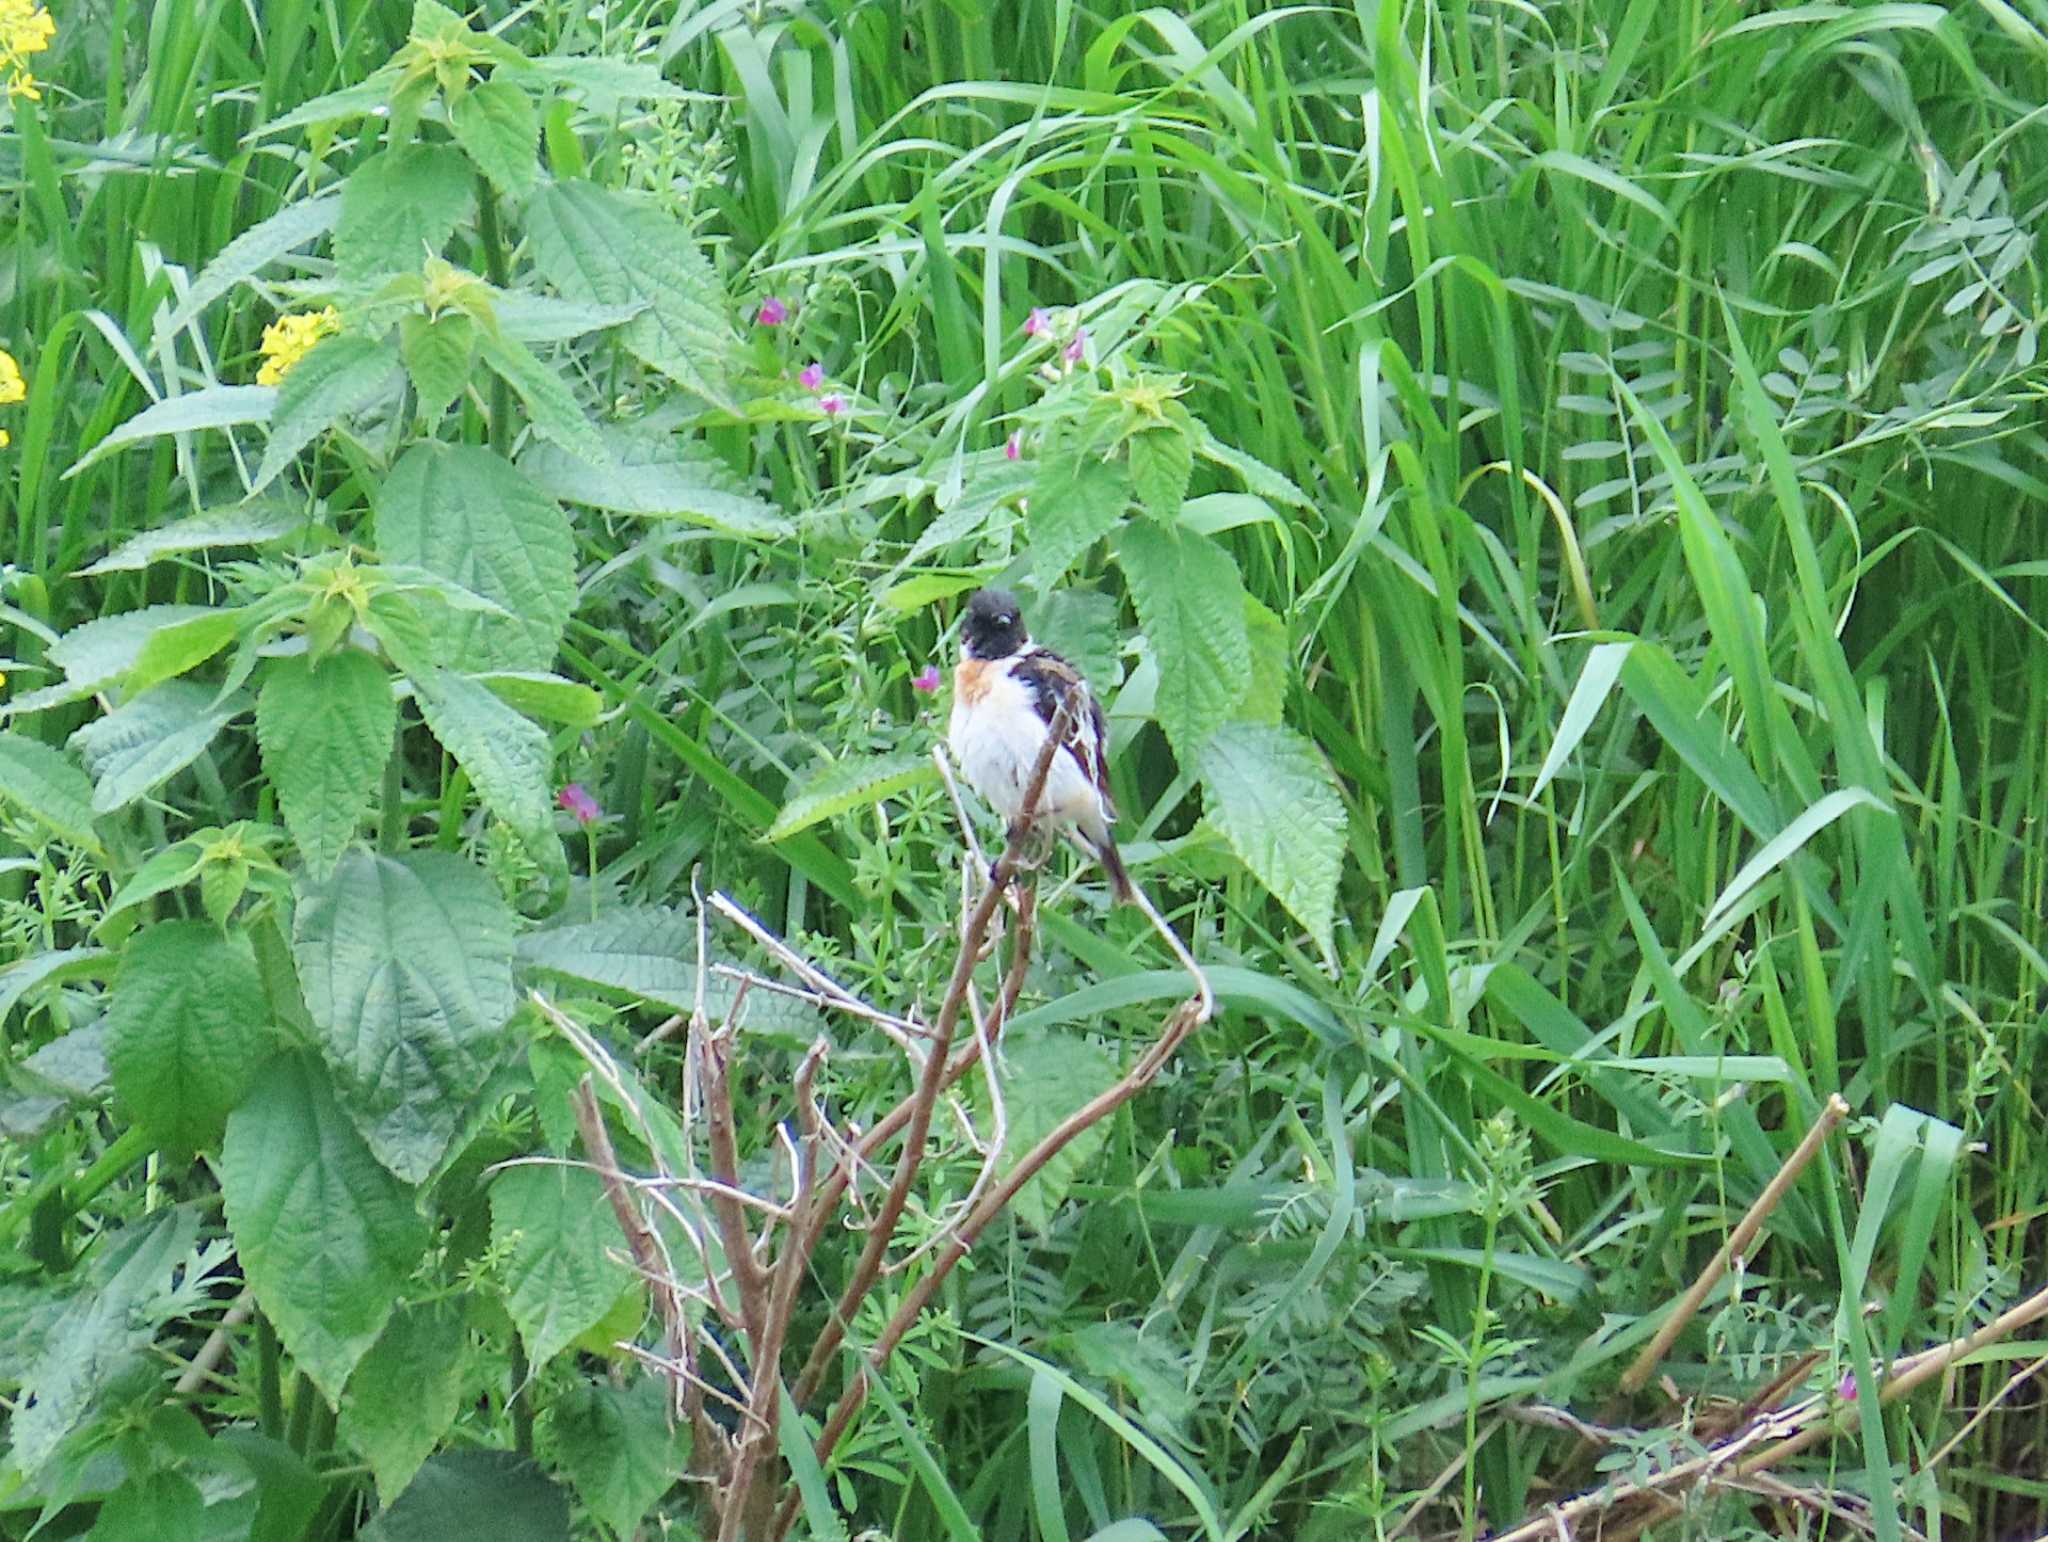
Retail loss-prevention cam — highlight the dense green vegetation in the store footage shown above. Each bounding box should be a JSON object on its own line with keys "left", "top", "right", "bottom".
{"left": 4, "top": 0, "right": 2048, "bottom": 1536}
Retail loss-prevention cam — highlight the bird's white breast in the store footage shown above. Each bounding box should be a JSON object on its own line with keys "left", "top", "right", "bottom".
{"left": 949, "top": 661, "right": 1100, "bottom": 825}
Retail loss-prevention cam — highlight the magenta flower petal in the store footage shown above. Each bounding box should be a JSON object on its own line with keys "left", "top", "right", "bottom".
{"left": 1005, "top": 431, "right": 1022, "bottom": 461}
{"left": 557, "top": 783, "right": 602, "bottom": 826}
{"left": 757, "top": 296, "right": 789, "bottom": 326}
{"left": 912, "top": 664, "right": 942, "bottom": 694}
{"left": 799, "top": 361, "right": 825, "bottom": 390}
{"left": 1024, "top": 307, "right": 1050, "bottom": 336}
{"left": 819, "top": 393, "right": 846, "bottom": 416}
{"left": 1063, "top": 328, "right": 1088, "bottom": 364}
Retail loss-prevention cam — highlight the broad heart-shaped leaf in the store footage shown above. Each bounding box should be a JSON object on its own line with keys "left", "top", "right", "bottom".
{"left": 767, "top": 751, "right": 938, "bottom": 840}
{"left": 253, "top": 333, "right": 401, "bottom": 493}
{"left": 1127, "top": 424, "right": 1192, "bottom": 523}
{"left": 256, "top": 649, "right": 395, "bottom": 879}
{"left": 1198, "top": 722, "right": 1347, "bottom": 966}
{"left": 220, "top": 1053, "right": 429, "bottom": 1404}
{"left": 525, "top": 180, "right": 737, "bottom": 406}
{"left": 374, "top": 442, "right": 575, "bottom": 672}
{"left": 1029, "top": 454, "right": 1130, "bottom": 589}
{"left": 332, "top": 143, "right": 475, "bottom": 278}
{"left": 0, "top": 731, "right": 102, "bottom": 852}
{"left": 545, "top": 1377, "right": 689, "bottom": 1541}
{"left": 363, "top": 1450, "right": 571, "bottom": 1542}
{"left": 409, "top": 668, "right": 567, "bottom": 888}
{"left": 339, "top": 1301, "right": 469, "bottom": 1506}
{"left": 984, "top": 1025, "right": 1120, "bottom": 1232}
{"left": 292, "top": 851, "right": 517, "bottom": 1182}
{"left": 490, "top": 1164, "right": 634, "bottom": 1370}
{"left": 398, "top": 310, "right": 475, "bottom": 423}
{"left": 1114, "top": 520, "right": 1249, "bottom": 762}
{"left": 106, "top": 921, "right": 272, "bottom": 1155}
{"left": 70, "top": 681, "right": 241, "bottom": 813}
{"left": 448, "top": 76, "right": 538, "bottom": 200}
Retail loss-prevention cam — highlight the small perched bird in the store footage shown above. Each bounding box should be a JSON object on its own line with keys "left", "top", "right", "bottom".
{"left": 949, "top": 588, "right": 1135, "bottom": 904}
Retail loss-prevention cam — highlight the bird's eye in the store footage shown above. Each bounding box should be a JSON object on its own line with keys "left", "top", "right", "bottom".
{"left": 996, "top": 614, "right": 1013, "bottom": 627}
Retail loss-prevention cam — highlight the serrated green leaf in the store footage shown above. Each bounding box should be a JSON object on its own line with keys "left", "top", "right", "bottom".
{"left": 477, "top": 330, "right": 608, "bottom": 467}
{"left": 221, "top": 1053, "right": 429, "bottom": 1403}
{"left": 1114, "top": 521, "right": 1248, "bottom": 761}
{"left": 986, "top": 1026, "right": 1120, "bottom": 1231}
{"left": 340, "top": 1302, "right": 469, "bottom": 1506}
{"left": 525, "top": 180, "right": 737, "bottom": 406}
{"left": 374, "top": 444, "right": 575, "bottom": 672}
{"left": 475, "top": 671, "right": 602, "bottom": 727}
{"left": 449, "top": 76, "right": 538, "bottom": 199}
{"left": 363, "top": 1450, "right": 571, "bottom": 1542}
{"left": 125, "top": 609, "right": 242, "bottom": 692}
{"left": 0, "top": 730, "right": 102, "bottom": 851}
{"left": 332, "top": 144, "right": 475, "bottom": 278}
{"left": 516, "top": 908, "right": 814, "bottom": 1035}
{"left": 1032, "top": 588, "right": 1122, "bottom": 695}
{"left": 1198, "top": 722, "right": 1346, "bottom": 965}
{"left": 107, "top": 920, "right": 271, "bottom": 1154}
{"left": 1239, "top": 595, "right": 1288, "bottom": 725}
{"left": 410, "top": 667, "right": 565, "bottom": 884}
{"left": 79, "top": 500, "right": 307, "bottom": 576}
{"left": 87, "top": 1469, "right": 205, "bottom": 1542}
{"left": 257, "top": 650, "right": 395, "bottom": 878}
{"left": 64, "top": 386, "right": 276, "bottom": 477}
{"left": 292, "top": 851, "right": 517, "bottom": 1182}
{"left": 70, "top": 681, "right": 240, "bottom": 812}
{"left": 254, "top": 333, "right": 401, "bottom": 492}
{"left": 768, "top": 751, "right": 939, "bottom": 840}
{"left": 1029, "top": 455, "right": 1129, "bottom": 589}
{"left": 1127, "top": 425, "right": 1192, "bottom": 522}
{"left": 160, "top": 195, "right": 344, "bottom": 337}
{"left": 545, "top": 1378, "right": 688, "bottom": 1541}
{"left": 520, "top": 431, "right": 792, "bottom": 538}
{"left": 44, "top": 604, "right": 216, "bottom": 690}
{"left": 491, "top": 1165, "right": 634, "bottom": 1369}
{"left": 0, "top": 946, "right": 110, "bottom": 1028}
{"left": 399, "top": 310, "right": 476, "bottom": 422}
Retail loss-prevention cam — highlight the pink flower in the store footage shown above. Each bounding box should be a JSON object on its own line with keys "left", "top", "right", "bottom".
{"left": 1005, "top": 432, "right": 1021, "bottom": 461}
{"left": 1024, "top": 307, "right": 1050, "bottom": 337}
{"left": 756, "top": 296, "right": 789, "bottom": 326}
{"left": 819, "top": 393, "right": 846, "bottom": 416}
{"left": 1063, "top": 329, "right": 1088, "bottom": 364}
{"left": 799, "top": 361, "right": 825, "bottom": 390}
{"left": 912, "top": 664, "right": 942, "bottom": 693}
{"left": 557, "top": 783, "right": 602, "bottom": 826}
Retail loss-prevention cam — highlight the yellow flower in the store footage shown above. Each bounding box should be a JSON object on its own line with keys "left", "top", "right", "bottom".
{"left": 0, "top": 347, "right": 23, "bottom": 447}
{"left": 0, "top": 0, "right": 55, "bottom": 101}
{"left": 256, "top": 307, "right": 341, "bottom": 387}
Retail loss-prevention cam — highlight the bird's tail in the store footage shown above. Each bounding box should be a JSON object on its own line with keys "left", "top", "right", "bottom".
{"left": 1078, "top": 827, "right": 1137, "bottom": 906}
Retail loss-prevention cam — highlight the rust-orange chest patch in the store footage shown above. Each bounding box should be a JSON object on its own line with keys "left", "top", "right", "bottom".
{"left": 953, "top": 658, "right": 993, "bottom": 707}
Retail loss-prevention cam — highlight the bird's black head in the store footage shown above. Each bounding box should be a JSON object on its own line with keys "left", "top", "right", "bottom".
{"left": 961, "top": 588, "right": 1028, "bottom": 660}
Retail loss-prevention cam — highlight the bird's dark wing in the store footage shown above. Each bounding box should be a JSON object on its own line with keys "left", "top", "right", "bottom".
{"left": 1012, "top": 646, "right": 1115, "bottom": 815}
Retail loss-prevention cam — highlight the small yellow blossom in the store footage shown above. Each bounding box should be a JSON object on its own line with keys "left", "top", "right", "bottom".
{"left": 0, "top": 346, "right": 24, "bottom": 448}
{"left": 256, "top": 307, "right": 341, "bottom": 387}
{"left": 0, "top": 0, "right": 55, "bottom": 101}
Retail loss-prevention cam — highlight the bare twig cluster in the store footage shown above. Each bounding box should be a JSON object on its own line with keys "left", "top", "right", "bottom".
{"left": 543, "top": 705, "right": 1212, "bottom": 1539}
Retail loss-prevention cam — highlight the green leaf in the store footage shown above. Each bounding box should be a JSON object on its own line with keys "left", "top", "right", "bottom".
{"left": 1198, "top": 722, "right": 1346, "bottom": 965}
{"left": 409, "top": 667, "right": 565, "bottom": 884}
{"left": 67, "top": 682, "right": 238, "bottom": 813}
{"left": 1114, "top": 521, "right": 1248, "bottom": 761}
{"left": 90, "top": 1469, "right": 206, "bottom": 1542}
{"left": 125, "top": 609, "right": 241, "bottom": 692}
{"left": 257, "top": 650, "right": 395, "bottom": 878}
{"left": 475, "top": 672, "right": 602, "bottom": 728}
{"left": 363, "top": 1451, "right": 571, "bottom": 1542}
{"left": 449, "top": 76, "right": 538, "bottom": 199}
{"left": 1238, "top": 595, "right": 1288, "bottom": 725}
{"left": 477, "top": 330, "right": 609, "bottom": 467}
{"left": 221, "top": 1054, "right": 429, "bottom": 1403}
{"left": 398, "top": 311, "right": 476, "bottom": 422}
{"left": 159, "top": 194, "right": 343, "bottom": 336}
{"left": 43, "top": 604, "right": 215, "bottom": 691}
{"left": 1029, "top": 455, "right": 1129, "bottom": 589}
{"left": 0, "top": 946, "right": 110, "bottom": 1028}
{"left": 64, "top": 386, "right": 276, "bottom": 477}
{"left": 491, "top": 1164, "right": 635, "bottom": 1369}
{"left": 79, "top": 500, "right": 307, "bottom": 576}
{"left": 292, "top": 851, "right": 517, "bottom": 1182}
{"left": 339, "top": 1301, "right": 469, "bottom": 1506}
{"left": 332, "top": 144, "right": 475, "bottom": 278}
{"left": 1127, "top": 424, "right": 1192, "bottom": 522}
{"left": 374, "top": 444, "right": 575, "bottom": 672}
{"left": 545, "top": 1377, "right": 687, "bottom": 1541}
{"left": 107, "top": 920, "right": 272, "bottom": 1154}
{"left": 988, "top": 1026, "right": 1121, "bottom": 1231}
{"left": 525, "top": 180, "right": 738, "bottom": 406}
{"left": 0, "top": 730, "right": 102, "bottom": 851}
{"left": 768, "top": 751, "right": 938, "bottom": 840}
{"left": 520, "top": 430, "right": 793, "bottom": 539}
{"left": 253, "top": 333, "right": 401, "bottom": 493}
